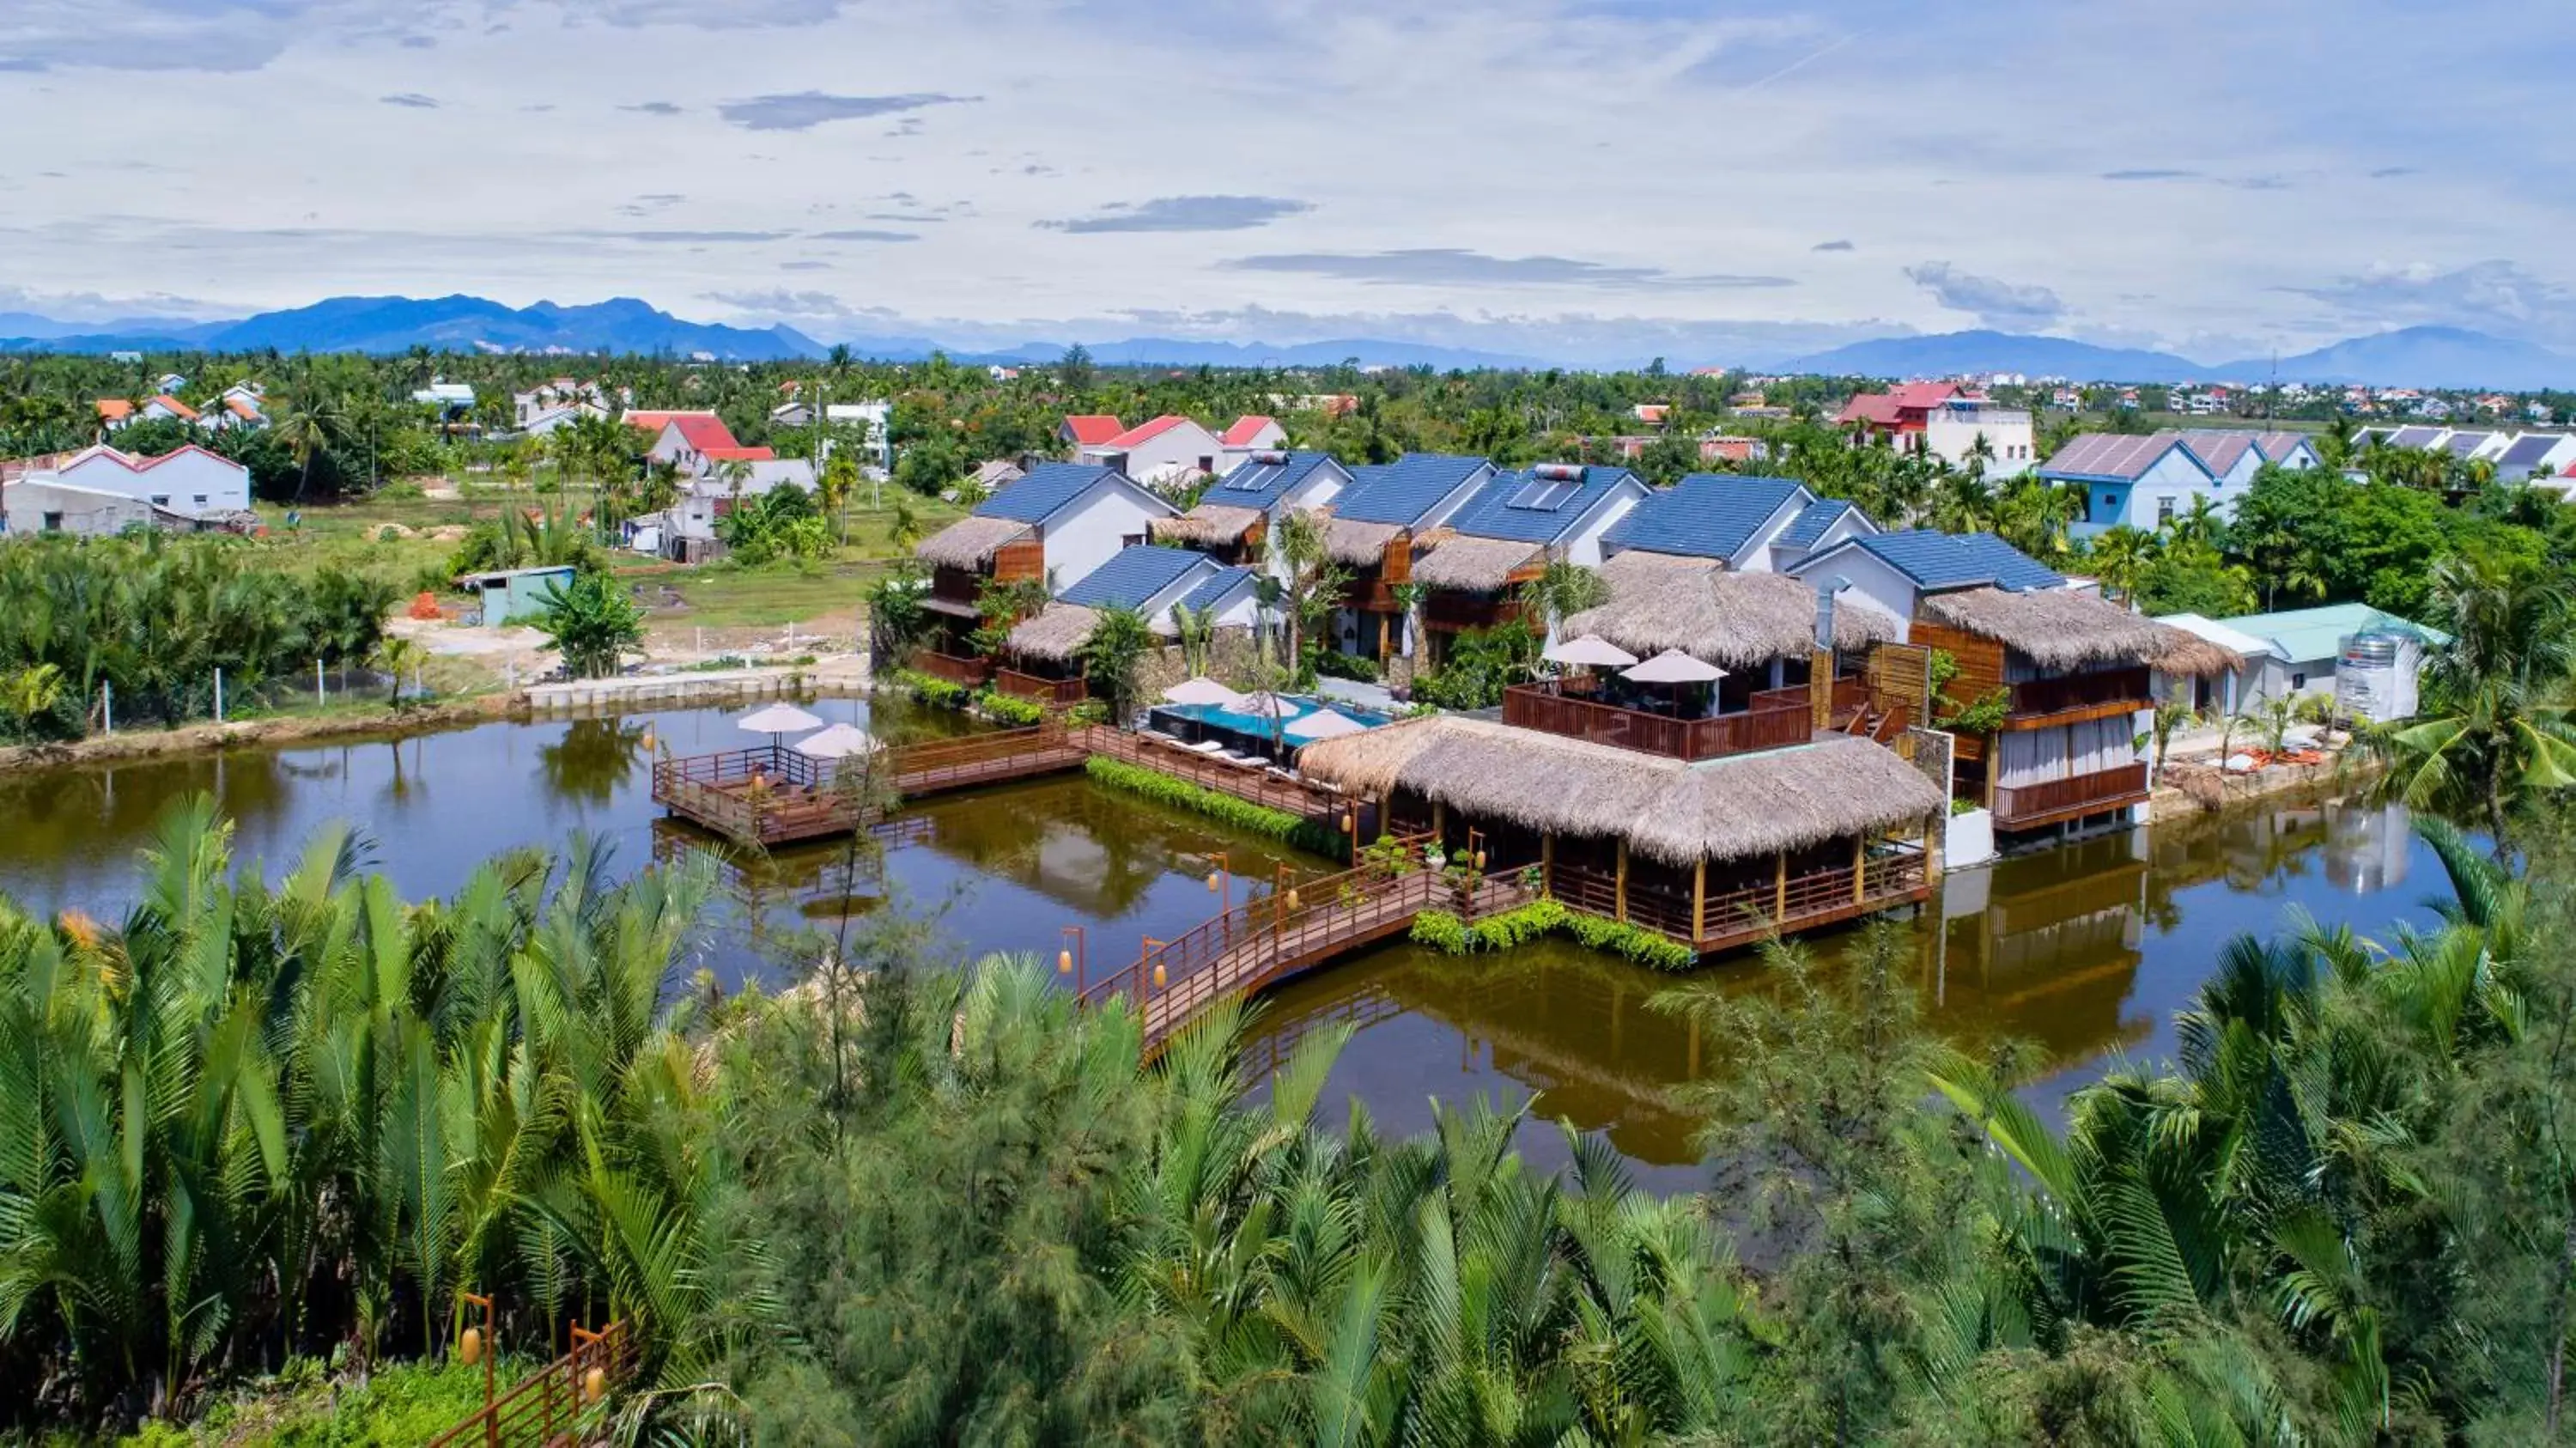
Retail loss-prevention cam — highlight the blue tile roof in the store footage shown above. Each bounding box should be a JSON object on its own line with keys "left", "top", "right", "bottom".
{"left": 1334, "top": 453, "right": 1492, "bottom": 526}
{"left": 1059, "top": 545, "right": 1210, "bottom": 610}
{"left": 1178, "top": 563, "right": 1255, "bottom": 612}
{"left": 1445, "top": 464, "right": 1643, "bottom": 545}
{"left": 1839, "top": 530, "right": 2064, "bottom": 591}
{"left": 1203, "top": 450, "right": 1341, "bottom": 509}
{"left": 1602, "top": 472, "right": 1809, "bottom": 560}
{"left": 1777, "top": 497, "right": 1859, "bottom": 549}
{"left": 975, "top": 461, "right": 1127, "bottom": 523}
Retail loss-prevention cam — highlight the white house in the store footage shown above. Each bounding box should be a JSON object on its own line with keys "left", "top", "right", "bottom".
{"left": 1151, "top": 450, "right": 1351, "bottom": 581}
{"left": 1920, "top": 398, "right": 2038, "bottom": 478}
{"left": 768, "top": 399, "right": 891, "bottom": 468}
{"left": 3, "top": 478, "right": 158, "bottom": 536}
{"left": 639, "top": 459, "right": 820, "bottom": 562}
{"left": 1080, "top": 415, "right": 1228, "bottom": 487}
{"left": 95, "top": 395, "right": 199, "bottom": 432}
{"left": 2042, "top": 429, "right": 2320, "bottom": 537}
{"left": 204, "top": 385, "right": 266, "bottom": 431}
{"left": 1216, "top": 414, "right": 1287, "bottom": 471}
{"left": 412, "top": 382, "right": 478, "bottom": 418}
{"left": 623, "top": 411, "right": 774, "bottom": 478}
{"left": 1055, "top": 545, "right": 1264, "bottom": 636}
{"left": 513, "top": 379, "right": 609, "bottom": 429}
{"left": 39, "top": 444, "right": 251, "bottom": 516}
{"left": 914, "top": 461, "right": 1179, "bottom": 594}
{"left": 1600, "top": 472, "right": 1873, "bottom": 573}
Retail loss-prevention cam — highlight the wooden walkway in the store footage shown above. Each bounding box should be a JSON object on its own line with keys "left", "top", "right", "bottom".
{"left": 654, "top": 722, "right": 1351, "bottom": 848}
{"left": 1080, "top": 838, "right": 1538, "bottom": 1056}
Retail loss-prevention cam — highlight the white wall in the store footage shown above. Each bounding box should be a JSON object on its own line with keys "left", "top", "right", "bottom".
{"left": 1559, "top": 482, "right": 1647, "bottom": 566}
{"left": 1802, "top": 547, "right": 1919, "bottom": 641}
{"left": 1923, "top": 410, "right": 2038, "bottom": 478}
{"left": 1038, "top": 479, "right": 1171, "bottom": 591}
{"left": 58, "top": 449, "right": 249, "bottom": 514}
{"left": 1089, "top": 420, "right": 1225, "bottom": 485}
{"left": 4, "top": 480, "right": 154, "bottom": 536}
{"left": 1723, "top": 493, "right": 1813, "bottom": 572}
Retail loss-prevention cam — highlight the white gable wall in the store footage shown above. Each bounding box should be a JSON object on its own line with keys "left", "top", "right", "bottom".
{"left": 1795, "top": 545, "right": 1920, "bottom": 642}
{"left": 1557, "top": 480, "right": 1649, "bottom": 566}
{"left": 58, "top": 449, "right": 249, "bottom": 514}
{"left": 1036, "top": 478, "right": 1173, "bottom": 592}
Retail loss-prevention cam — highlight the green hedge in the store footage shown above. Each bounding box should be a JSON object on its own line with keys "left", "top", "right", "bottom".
{"left": 1408, "top": 897, "right": 1698, "bottom": 970}
{"left": 891, "top": 668, "right": 972, "bottom": 711}
{"left": 1083, "top": 754, "right": 1347, "bottom": 859}
{"left": 975, "top": 688, "right": 1047, "bottom": 727}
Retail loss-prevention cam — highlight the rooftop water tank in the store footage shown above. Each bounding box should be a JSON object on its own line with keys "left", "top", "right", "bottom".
{"left": 2334, "top": 630, "right": 2421, "bottom": 724}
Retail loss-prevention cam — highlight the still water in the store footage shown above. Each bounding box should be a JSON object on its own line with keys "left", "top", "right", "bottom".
{"left": 0, "top": 703, "right": 2448, "bottom": 1189}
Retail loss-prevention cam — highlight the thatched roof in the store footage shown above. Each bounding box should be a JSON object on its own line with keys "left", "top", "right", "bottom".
{"left": 1151, "top": 503, "right": 1262, "bottom": 546}
{"left": 1325, "top": 516, "right": 1403, "bottom": 565}
{"left": 1561, "top": 551, "right": 1897, "bottom": 669}
{"left": 1006, "top": 603, "right": 1097, "bottom": 662}
{"left": 1919, "top": 587, "right": 2184, "bottom": 671}
{"left": 915, "top": 514, "right": 1033, "bottom": 570}
{"left": 1296, "top": 715, "right": 1943, "bottom": 865}
{"left": 2150, "top": 628, "right": 2244, "bottom": 678}
{"left": 1413, "top": 535, "right": 1542, "bottom": 591}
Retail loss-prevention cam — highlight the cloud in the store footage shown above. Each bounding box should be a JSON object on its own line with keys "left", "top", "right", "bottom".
{"left": 811, "top": 229, "right": 920, "bottom": 243}
{"left": 588, "top": 0, "right": 853, "bottom": 26}
{"left": 571, "top": 229, "right": 794, "bottom": 243}
{"left": 623, "top": 100, "right": 683, "bottom": 116}
{"left": 715, "top": 91, "right": 977, "bottom": 131}
{"left": 1812, "top": 240, "right": 1855, "bottom": 252}
{"left": 1223, "top": 249, "right": 1793, "bottom": 292}
{"left": 399, "top": 35, "right": 434, "bottom": 49}
{"left": 866, "top": 211, "right": 945, "bottom": 223}
{"left": 2368, "top": 166, "right": 2415, "bottom": 179}
{"left": 2101, "top": 167, "right": 2200, "bottom": 181}
{"left": 780, "top": 261, "right": 833, "bottom": 271}
{"left": 380, "top": 93, "right": 439, "bottom": 108}
{"left": 1905, "top": 261, "right": 2067, "bottom": 327}
{"left": 1037, "top": 196, "right": 1315, "bottom": 234}
{"left": 2281, "top": 259, "right": 2576, "bottom": 343}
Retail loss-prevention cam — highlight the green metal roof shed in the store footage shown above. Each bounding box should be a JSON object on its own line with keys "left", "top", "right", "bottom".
{"left": 2213, "top": 603, "right": 2448, "bottom": 664}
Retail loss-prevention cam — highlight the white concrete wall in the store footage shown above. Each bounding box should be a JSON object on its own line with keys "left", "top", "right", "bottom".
{"left": 3, "top": 480, "right": 154, "bottom": 535}
{"left": 1804, "top": 547, "right": 1919, "bottom": 642}
{"left": 1923, "top": 411, "right": 2038, "bottom": 478}
{"left": 1091, "top": 421, "right": 1225, "bottom": 485}
{"left": 1558, "top": 481, "right": 1648, "bottom": 566}
{"left": 1414, "top": 466, "right": 1495, "bottom": 531}
{"left": 1039, "top": 479, "right": 1171, "bottom": 592}
{"left": 1724, "top": 493, "right": 1813, "bottom": 571}
{"left": 58, "top": 449, "right": 250, "bottom": 513}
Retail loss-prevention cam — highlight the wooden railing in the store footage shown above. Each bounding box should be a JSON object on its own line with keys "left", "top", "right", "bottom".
{"left": 1993, "top": 762, "right": 2150, "bottom": 828}
{"left": 1548, "top": 849, "right": 1929, "bottom": 951}
{"left": 425, "top": 1321, "right": 636, "bottom": 1448}
{"left": 909, "top": 647, "right": 993, "bottom": 686}
{"left": 1503, "top": 685, "right": 1812, "bottom": 762}
{"left": 2008, "top": 666, "right": 2150, "bottom": 721}
{"left": 1081, "top": 726, "right": 1346, "bottom": 821}
{"left": 993, "top": 666, "right": 1086, "bottom": 706}
{"left": 653, "top": 726, "right": 1084, "bottom": 844}
{"left": 1748, "top": 675, "right": 1868, "bottom": 718}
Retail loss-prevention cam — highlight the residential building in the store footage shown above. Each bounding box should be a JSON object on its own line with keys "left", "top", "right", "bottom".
{"left": 1080, "top": 414, "right": 1228, "bottom": 486}
{"left": 632, "top": 459, "right": 820, "bottom": 563}
{"left": 1217, "top": 414, "right": 1286, "bottom": 469}
{"left": 1919, "top": 397, "right": 2037, "bottom": 477}
{"left": 623, "top": 411, "right": 775, "bottom": 478}
{"left": 411, "top": 382, "right": 477, "bottom": 418}
{"left": 999, "top": 546, "right": 1266, "bottom": 706}
{"left": 513, "top": 379, "right": 608, "bottom": 429}
{"left": 908, "top": 462, "right": 1177, "bottom": 673}
{"left": 1789, "top": 531, "right": 2220, "bottom": 834}
{"left": 1835, "top": 380, "right": 1961, "bottom": 443}
{"left": 2160, "top": 604, "right": 2448, "bottom": 719}
{"left": 1410, "top": 463, "right": 1648, "bottom": 666}
{"left": 1698, "top": 435, "right": 1770, "bottom": 465}
{"left": 26, "top": 444, "right": 251, "bottom": 517}
{"left": 1058, "top": 414, "right": 1125, "bottom": 451}
{"left": 1150, "top": 449, "right": 1349, "bottom": 577}
{"left": 1601, "top": 472, "right": 1869, "bottom": 573}
{"left": 1321, "top": 453, "right": 1496, "bottom": 664}
{"left": 205, "top": 385, "right": 265, "bottom": 431}
{"left": 95, "top": 394, "right": 198, "bottom": 432}
{"left": 2041, "top": 429, "right": 2321, "bottom": 537}
{"left": 3, "top": 478, "right": 157, "bottom": 536}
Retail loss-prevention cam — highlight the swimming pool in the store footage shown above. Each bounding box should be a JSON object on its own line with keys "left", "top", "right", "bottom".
{"left": 1152, "top": 695, "right": 1396, "bottom": 743}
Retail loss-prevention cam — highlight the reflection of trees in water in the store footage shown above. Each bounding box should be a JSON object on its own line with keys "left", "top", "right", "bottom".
{"left": 0, "top": 750, "right": 289, "bottom": 863}
{"left": 538, "top": 717, "right": 653, "bottom": 805}
{"left": 913, "top": 780, "right": 1306, "bottom": 921}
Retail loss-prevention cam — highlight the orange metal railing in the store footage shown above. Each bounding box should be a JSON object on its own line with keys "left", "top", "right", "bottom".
{"left": 424, "top": 1320, "right": 637, "bottom": 1448}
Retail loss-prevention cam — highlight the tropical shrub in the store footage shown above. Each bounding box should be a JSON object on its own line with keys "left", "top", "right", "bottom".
{"left": 973, "top": 688, "right": 1045, "bottom": 727}
{"left": 890, "top": 669, "right": 969, "bottom": 711}
{"left": 1410, "top": 897, "right": 1696, "bottom": 968}
{"left": 1081, "top": 755, "right": 1344, "bottom": 856}
{"left": 527, "top": 570, "right": 645, "bottom": 678}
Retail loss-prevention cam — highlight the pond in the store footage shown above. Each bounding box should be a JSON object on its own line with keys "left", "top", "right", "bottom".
{"left": 0, "top": 701, "right": 2449, "bottom": 1188}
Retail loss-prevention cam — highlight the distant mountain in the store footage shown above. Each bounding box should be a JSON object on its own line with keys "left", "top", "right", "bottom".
{"left": 2208, "top": 326, "right": 2576, "bottom": 390}
{"left": 1784, "top": 325, "right": 2576, "bottom": 390}
{"left": 1781, "top": 330, "right": 2205, "bottom": 384}
{"left": 0, "top": 311, "right": 229, "bottom": 343}
{"left": 0, "top": 295, "right": 819, "bottom": 360}
{"left": 961, "top": 336, "right": 1546, "bottom": 370}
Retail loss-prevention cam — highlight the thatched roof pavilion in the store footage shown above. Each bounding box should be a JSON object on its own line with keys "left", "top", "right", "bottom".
{"left": 1151, "top": 503, "right": 1262, "bottom": 547}
{"left": 1005, "top": 603, "right": 1097, "bottom": 662}
{"left": 1325, "top": 516, "right": 1404, "bottom": 565}
{"left": 1919, "top": 586, "right": 2229, "bottom": 674}
{"left": 1297, "top": 715, "right": 1942, "bottom": 866}
{"left": 915, "top": 514, "right": 1035, "bottom": 570}
{"left": 1413, "top": 535, "right": 1543, "bottom": 591}
{"left": 1560, "top": 551, "right": 1897, "bottom": 670}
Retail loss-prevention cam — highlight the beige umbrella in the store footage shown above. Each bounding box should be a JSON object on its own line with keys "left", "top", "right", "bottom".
{"left": 1285, "top": 708, "right": 1367, "bottom": 742}
{"left": 1543, "top": 634, "right": 1639, "bottom": 667}
{"left": 1236, "top": 691, "right": 1296, "bottom": 720}
{"left": 1620, "top": 649, "right": 1726, "bottom": 684}
{"left": 1162, "top": 676, "right": 1247, "bottom": 708}
{"left": 791, "top": 722, "right": 882, "bottom": 759}
{"left": 738, "top": 702, "right": 824, "bottom": 769}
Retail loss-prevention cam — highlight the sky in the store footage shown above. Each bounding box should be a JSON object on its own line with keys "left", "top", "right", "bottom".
{"left": 2, "top": 0, "right": 2570, "bottom": 366}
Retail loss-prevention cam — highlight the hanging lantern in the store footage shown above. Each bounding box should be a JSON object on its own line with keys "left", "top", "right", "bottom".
{"left": 459, "top": 1326, "right": 483, "bottom": 1366}
{"left": 1206, "top": 871, "right": 1221, "bottom": 892}
{"left": 1285, "top": 888, "right": 1301, "bottom": 911}
{"left": 583, "top": 1366, "right": 606, "bottom": 1403}
{"left": 1057, "top": 948, "right": 1072, "bottom": 974}
{"left": 1473, "top": 851, "right": 1486, "bottom": 870}
{"left": 1152, "top": 960, "right": 1167, "bottom": 989}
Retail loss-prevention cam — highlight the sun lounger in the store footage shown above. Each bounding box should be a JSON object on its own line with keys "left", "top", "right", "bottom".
{"left": 1188, "top": 739, "right": 1227, "bottom": 755}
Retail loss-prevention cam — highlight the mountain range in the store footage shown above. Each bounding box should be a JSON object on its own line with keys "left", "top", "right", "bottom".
{"left": 6, "top": 294, "right": 2573, "bottom": 388}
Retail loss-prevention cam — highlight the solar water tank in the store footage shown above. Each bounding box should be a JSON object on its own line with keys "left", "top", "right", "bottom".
{"left": 2334, "top": 630, "right": 2421, "bottom": 724}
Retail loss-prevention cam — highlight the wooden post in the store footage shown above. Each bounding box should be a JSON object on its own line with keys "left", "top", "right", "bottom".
{"left": 1810, "top": 648, "right": 1834, "bottom": 732}
{"left": 1775, "top": 850, "right": 1789, "bottom": 922}
{"left": 1431, "top": 800, "right": 1446, "bottom": 843}
{"left": 1540, "top": 833, "right": 1554, "bottom": 891}
{"left": 1614, "top": 838, "right": 1629, "bottom": 922}
{"left": 1691, "top": 856, "right": 1706, "bottom": 942}
{"left": 1853, "top": 834, "right": 1868, "bottom": 905}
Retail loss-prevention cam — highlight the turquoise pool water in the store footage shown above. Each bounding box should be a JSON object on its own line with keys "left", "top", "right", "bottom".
{"left": 1157, "top": 696, "right": 1395, "bottom": 739}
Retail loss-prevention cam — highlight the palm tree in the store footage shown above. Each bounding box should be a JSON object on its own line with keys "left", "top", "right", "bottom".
{"left": 1271, "top": 509, "right": 1346, "bottom": 684}
{"left": 1076, "top": 605, "right": 1154, "bottom": 723}
{"left": 2085, "top": 526, "right": 2159, "bottom": 607}
{"left": 272, "top": 386, "right": 348, "bottom": 503}
{"left": 530, "top": 572, "right": 647, "bottom": 679}
{"left": 2372, "top": 556, "right": 2576, "bottom": 859}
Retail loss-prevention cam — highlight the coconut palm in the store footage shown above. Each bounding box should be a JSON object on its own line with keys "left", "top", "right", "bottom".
{"left": 2085, "top": 526, "right": 2160, "bottom": 607}
{"left": 271, "top": 386, "right": 348, "bottom": 503}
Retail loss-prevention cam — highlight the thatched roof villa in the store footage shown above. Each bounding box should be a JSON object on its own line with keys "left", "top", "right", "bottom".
{"left": 1147, "top": 451, "right": 1349, "bottom": 562}
{"left": 1300, "top": 715, "right": 1943, "bottom": 955}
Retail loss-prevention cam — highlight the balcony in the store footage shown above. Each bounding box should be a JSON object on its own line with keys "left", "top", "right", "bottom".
{"left": 1547, "top": 849, "right": 1929, "bottom": 954}
{"left": 908, "top": 648, "right": 991, "bottom": 687}
{"left": 1992, "top": 762, "right": 2149, "bottom": 830}
{"left": 1503, "top": 684, "right": 1814, "bottom": 762}
{"left": 2006, "top": 666, "right": 2151, "bottom": 725}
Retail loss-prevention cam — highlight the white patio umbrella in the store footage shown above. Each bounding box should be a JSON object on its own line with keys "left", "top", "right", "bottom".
{"left": 1619, "top": 649, "right": 1726, "bottom": 684}
{"left": 738, "top": 702, "right": 824, "bottom": 768}
{"left": 1285, "top": 708, "right": 1367, "bottom": 742}
{"left": 1542, "top": 634, "right": 1639, "bottom": 668}
{"left": 1162, "top": 676, "right": 1247, "bottom": 708}
{"left": 1235, "top": 691, "right": 1296, "bottom": 720}
{"left": 791, "top": 722, "right": 882, "bottom": 759}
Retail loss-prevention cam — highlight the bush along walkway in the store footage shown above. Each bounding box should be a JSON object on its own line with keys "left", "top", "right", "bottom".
{"left": 1083, "top": 755, "right": 1348, "bottom": 860}
{"left": 1409, "top": 897, "right": 1698, "bottom": 970}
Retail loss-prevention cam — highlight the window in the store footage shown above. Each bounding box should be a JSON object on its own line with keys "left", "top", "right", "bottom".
{"left": 2156, "top": 497, "right": 2175, "bottom": 526}
{"left": 1197, "top": 455, "right": 1215, "bottom": 473}
{"left": 1121, "top": 532, "right": 1145, "bottom": 548}
{"left": 2291, "top": 672, "right": 2307, "bottom": 690}
{"left": 193, "top": 495, "right": 209, "bottom": 508}
{"left": 42, "top": 512, "right": 64, "bottom": 532}
{"left": 150, "top": 495, "right": 170, "bottom": 506}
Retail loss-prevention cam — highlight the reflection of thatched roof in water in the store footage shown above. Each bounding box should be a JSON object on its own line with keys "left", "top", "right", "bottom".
{"left": 1296, "top": 715, "right": 1944, "bottom": 864}
{"left": 1561, "top": 551, "right": 1896, "bottom": 669}
{"left": 1007, "top": 603, "right": 1098, "bottom": 662}
{"left": 1920, "top": 586, "right": 2228, "bottom": 674}
{"left": 1151, "top": 503, "right": 1263, "bottom": 546}
{"left": 914, "top": 514, "right": 1033, "bottom": 569}
{"left": 1325, "top": 516, "right": 1403, "bottom": 565}
{"left": 1413, "top": 534, "right": 1542, "bottom": 591}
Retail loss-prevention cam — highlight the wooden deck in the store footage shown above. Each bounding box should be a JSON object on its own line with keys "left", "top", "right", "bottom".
{"left": 652, "top": 725, "right": 1090, "bottom": 845}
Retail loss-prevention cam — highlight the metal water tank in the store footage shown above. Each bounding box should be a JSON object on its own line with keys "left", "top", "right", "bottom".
{"left": 2334, "top": 630, "right": 2418, "bottom": 724}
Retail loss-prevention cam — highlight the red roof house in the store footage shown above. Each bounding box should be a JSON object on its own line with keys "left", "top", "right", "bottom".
{"left": 1835, "top": 381, "right": 1964, "bottom": 436}
{"left": 1059, "top": 414, "right": 1124, "bottom": 447}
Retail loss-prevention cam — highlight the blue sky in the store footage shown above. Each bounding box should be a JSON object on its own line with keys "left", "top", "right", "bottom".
{"left": 1, "top": 0, "right": 2567, "bottom": 363}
